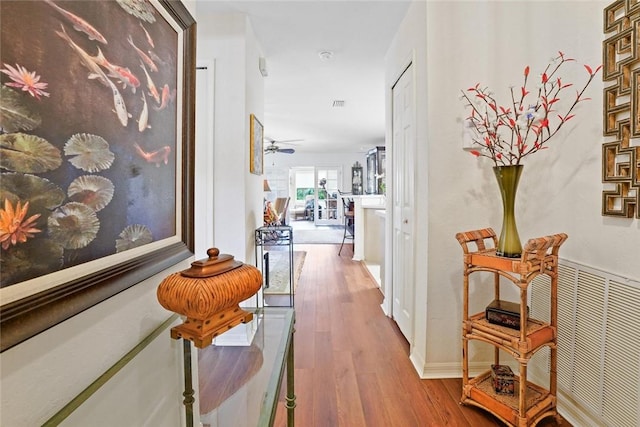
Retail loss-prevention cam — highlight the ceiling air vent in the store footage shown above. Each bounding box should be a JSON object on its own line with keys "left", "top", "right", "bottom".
{"left": 332, "top": 100, "right": 345, "bottom": 107}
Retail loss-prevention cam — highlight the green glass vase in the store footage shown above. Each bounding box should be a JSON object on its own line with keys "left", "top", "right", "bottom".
{"left": 493, "top": 165, "right": 523, "bottom": 258}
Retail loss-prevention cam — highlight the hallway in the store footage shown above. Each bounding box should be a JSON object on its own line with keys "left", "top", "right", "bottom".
{"left": 288, "top": 219, "right": 344, "bottom": 245}
{"left": 270, "top": 244, "right": 566, "bottom": 426}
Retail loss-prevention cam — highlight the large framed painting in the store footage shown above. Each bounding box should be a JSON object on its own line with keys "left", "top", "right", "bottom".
{"left": 0, "top": 0, "right": 196, "bottom": 351}
{"left": 250, "top": 113, "right": 264, "bottom": 175}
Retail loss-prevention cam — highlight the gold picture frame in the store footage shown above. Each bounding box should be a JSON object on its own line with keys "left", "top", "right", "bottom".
{"left": 250, "top": 114, "right": 264, "bottom": 175}
{"left": 601, "top": 0, "right": 640, "bottom": 218}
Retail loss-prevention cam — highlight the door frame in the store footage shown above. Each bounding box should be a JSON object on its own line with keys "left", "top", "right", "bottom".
{"left": 194, "top": 61, "right": 215, "bottom": 257}
{"left": 289, "top": 166, "right": 342, "bottom": 226}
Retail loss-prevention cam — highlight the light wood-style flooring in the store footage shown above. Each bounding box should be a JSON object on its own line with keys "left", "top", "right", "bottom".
{"left": 201, "top": 243, "right": 568, "bottom": 426}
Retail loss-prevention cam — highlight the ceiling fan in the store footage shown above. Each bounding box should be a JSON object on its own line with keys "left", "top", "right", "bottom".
{"left": 264, "top": 138, "right": 301, "bottom": 155}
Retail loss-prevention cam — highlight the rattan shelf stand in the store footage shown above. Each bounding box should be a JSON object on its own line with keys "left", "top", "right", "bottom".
{"left": 455, "top": 228, "right": 568, "bottom": 427}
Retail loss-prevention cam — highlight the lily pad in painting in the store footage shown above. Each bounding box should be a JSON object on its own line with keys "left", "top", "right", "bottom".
{"left": 0, "top": 86, "right": 42, "bottom": 133}
{"left": 68, "top": 175, "right": 115, "bottom": 212}
{"left": 48, "top": 202, "right": 100, "bottom": 250}
{"left": 116, "top": 224, "right": 153, "bottom": 252}
{"left": 64, "top": 133, "right": 115, "bottom": 173}
{"left": 0, "top": 172, "right": 65, "bottom": 219}
{"left": 115, "top": 0, "right": 156, "bottom": 23}
{"left": 0, "top": 133, "right": 62, "bottom": 173}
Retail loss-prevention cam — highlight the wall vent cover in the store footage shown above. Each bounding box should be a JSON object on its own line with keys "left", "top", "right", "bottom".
{"left": 530, "top": 261, "right": 639, "bottom": 427}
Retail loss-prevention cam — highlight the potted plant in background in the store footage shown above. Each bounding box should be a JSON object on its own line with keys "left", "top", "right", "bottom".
{"left": 460, "top": 51, "right": 601, "bottom": 257}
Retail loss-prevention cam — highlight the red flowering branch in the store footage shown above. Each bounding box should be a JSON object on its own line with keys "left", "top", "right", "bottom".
{"left": 460, "top": 52, "right": 601, "bottom": 167}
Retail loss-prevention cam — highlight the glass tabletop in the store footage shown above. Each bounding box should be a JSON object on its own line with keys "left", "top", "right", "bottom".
{"left": 255, "top": 226, "right": 293, "bottom": 247}
{"left": 255, "top": 225, "right": 293, "bottom": 232}
{"left": 198, "top": 307, "right": 295, "bottom": 427}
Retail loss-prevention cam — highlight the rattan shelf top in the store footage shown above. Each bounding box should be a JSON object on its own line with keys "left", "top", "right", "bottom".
{"left": 456, "top": 228, "right": 568, "bottom": 278}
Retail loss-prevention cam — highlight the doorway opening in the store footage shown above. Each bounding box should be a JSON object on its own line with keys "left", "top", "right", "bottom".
{"left": 289, "top": 166, "right": 342, "bottom": 227}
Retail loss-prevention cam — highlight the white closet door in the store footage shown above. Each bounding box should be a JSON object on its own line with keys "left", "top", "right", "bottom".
{"left": 391, "top": 63, "right": 415, "bottom": 342}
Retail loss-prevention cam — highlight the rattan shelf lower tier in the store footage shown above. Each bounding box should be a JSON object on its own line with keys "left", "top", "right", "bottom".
{"left": 465, "top": 312, "right": 556, "bottom": 357}
{"left": 462, "top": 370, "right": 557, "bottom": 427}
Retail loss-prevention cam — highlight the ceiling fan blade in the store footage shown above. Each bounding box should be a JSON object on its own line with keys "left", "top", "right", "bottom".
{"left": 275, "top": 139, "right": 303, "bottom": 144}
{"left": 265, "top": 138, "right": 304, "bottom": 145}
{"left": 278, "top": 148, "right": 295, "bottom": 154}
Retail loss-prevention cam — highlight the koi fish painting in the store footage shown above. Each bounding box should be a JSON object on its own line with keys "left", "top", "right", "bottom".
{"left": 0, "top": 0, "right": 196, "bottom": 352}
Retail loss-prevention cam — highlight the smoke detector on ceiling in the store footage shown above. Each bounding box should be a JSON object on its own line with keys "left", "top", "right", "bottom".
{"left": 332, "top": 100, "right": 345, "bottom": 107}
{"left": 318, "top": 50, "right": 334, "bottom": 61}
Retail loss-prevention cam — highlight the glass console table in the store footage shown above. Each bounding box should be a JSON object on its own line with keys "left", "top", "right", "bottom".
{"left": 199, "top": 308, "right": 295, "bottom": 427}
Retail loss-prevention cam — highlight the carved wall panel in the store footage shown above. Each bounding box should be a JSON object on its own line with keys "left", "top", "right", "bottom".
{"left": 602, "top": 0, "right": 640, "bottom": 218}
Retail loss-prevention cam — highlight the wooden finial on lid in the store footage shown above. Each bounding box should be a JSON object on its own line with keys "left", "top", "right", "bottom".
{"left": 180, "top": 247, "right": 242, "bottom": 278}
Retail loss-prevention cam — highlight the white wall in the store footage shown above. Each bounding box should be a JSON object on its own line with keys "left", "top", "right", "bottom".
{"left": 429, "top": 0, "right": 638, "bottom": 280}
{"left": 385, "top": 0, "right": 639, "bottom": 382}
{"left": 244, "top": 19, "right": 267, "bottom": 263}
{"left": 197, "top": 12, "right": 264, "bottom": 264}
{"left": 0, "top": 259, "right": 194, "bottom": 426}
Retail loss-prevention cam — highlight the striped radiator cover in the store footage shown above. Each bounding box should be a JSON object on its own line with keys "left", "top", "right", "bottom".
{"left": 529, "top": 261, "right": 639, "bottom": 427}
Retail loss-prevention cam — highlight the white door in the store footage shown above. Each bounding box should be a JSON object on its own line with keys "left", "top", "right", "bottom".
{"left": 391, "top": 64, "right": 415, "bottom": 341}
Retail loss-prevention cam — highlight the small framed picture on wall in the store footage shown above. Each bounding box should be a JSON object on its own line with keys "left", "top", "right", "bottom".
{"left": 250, "top": 114, "right": 264, "bottom": 175}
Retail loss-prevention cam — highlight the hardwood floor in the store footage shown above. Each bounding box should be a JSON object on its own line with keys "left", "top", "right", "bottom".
{"left": 201, "top": 244, "right": 568, "bottom": 427}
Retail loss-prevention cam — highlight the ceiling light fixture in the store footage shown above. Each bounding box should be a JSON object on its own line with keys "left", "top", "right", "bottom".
{"left": 318, "top": 50, "right": 333, "bottom": 61}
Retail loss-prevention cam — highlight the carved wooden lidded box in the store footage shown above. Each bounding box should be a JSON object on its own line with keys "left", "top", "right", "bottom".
{"left": 157, "top": 248, "right": 262, "bottom": 348}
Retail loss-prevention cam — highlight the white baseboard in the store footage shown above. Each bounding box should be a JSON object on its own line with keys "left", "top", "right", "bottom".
{"left": 380, "top": 303, "right": 390, "bottom": 317}
{"left": 409, "top": 349, "right": 425, "bottom": 377}
{"left": 413, "top": 361, "right": 489, "bottom": 379}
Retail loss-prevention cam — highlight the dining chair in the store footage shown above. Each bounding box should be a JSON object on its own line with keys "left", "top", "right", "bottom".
{"left": 338, "top": 191, "right": 354, "bottom": 256}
